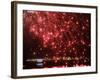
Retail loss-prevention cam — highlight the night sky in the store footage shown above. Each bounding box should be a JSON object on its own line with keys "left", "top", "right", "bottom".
{"left": 23, "top": 10, "right": 91, "bottom": 69}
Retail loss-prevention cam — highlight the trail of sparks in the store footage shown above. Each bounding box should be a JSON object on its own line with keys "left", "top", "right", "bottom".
{"left": 23, "top": 10, "right": 91, "bottom": 69}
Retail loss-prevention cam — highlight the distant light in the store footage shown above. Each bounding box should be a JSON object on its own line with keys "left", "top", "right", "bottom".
{"left": 36, "top": 59, "right": 43, "bottom": 62}
{"left": 36, "top": 63, "right": 43, "bottom": 67}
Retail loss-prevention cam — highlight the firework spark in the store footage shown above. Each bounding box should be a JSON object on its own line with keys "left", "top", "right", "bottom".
{"left": 23, "top": 10, "right": 91, "bottom": 69}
